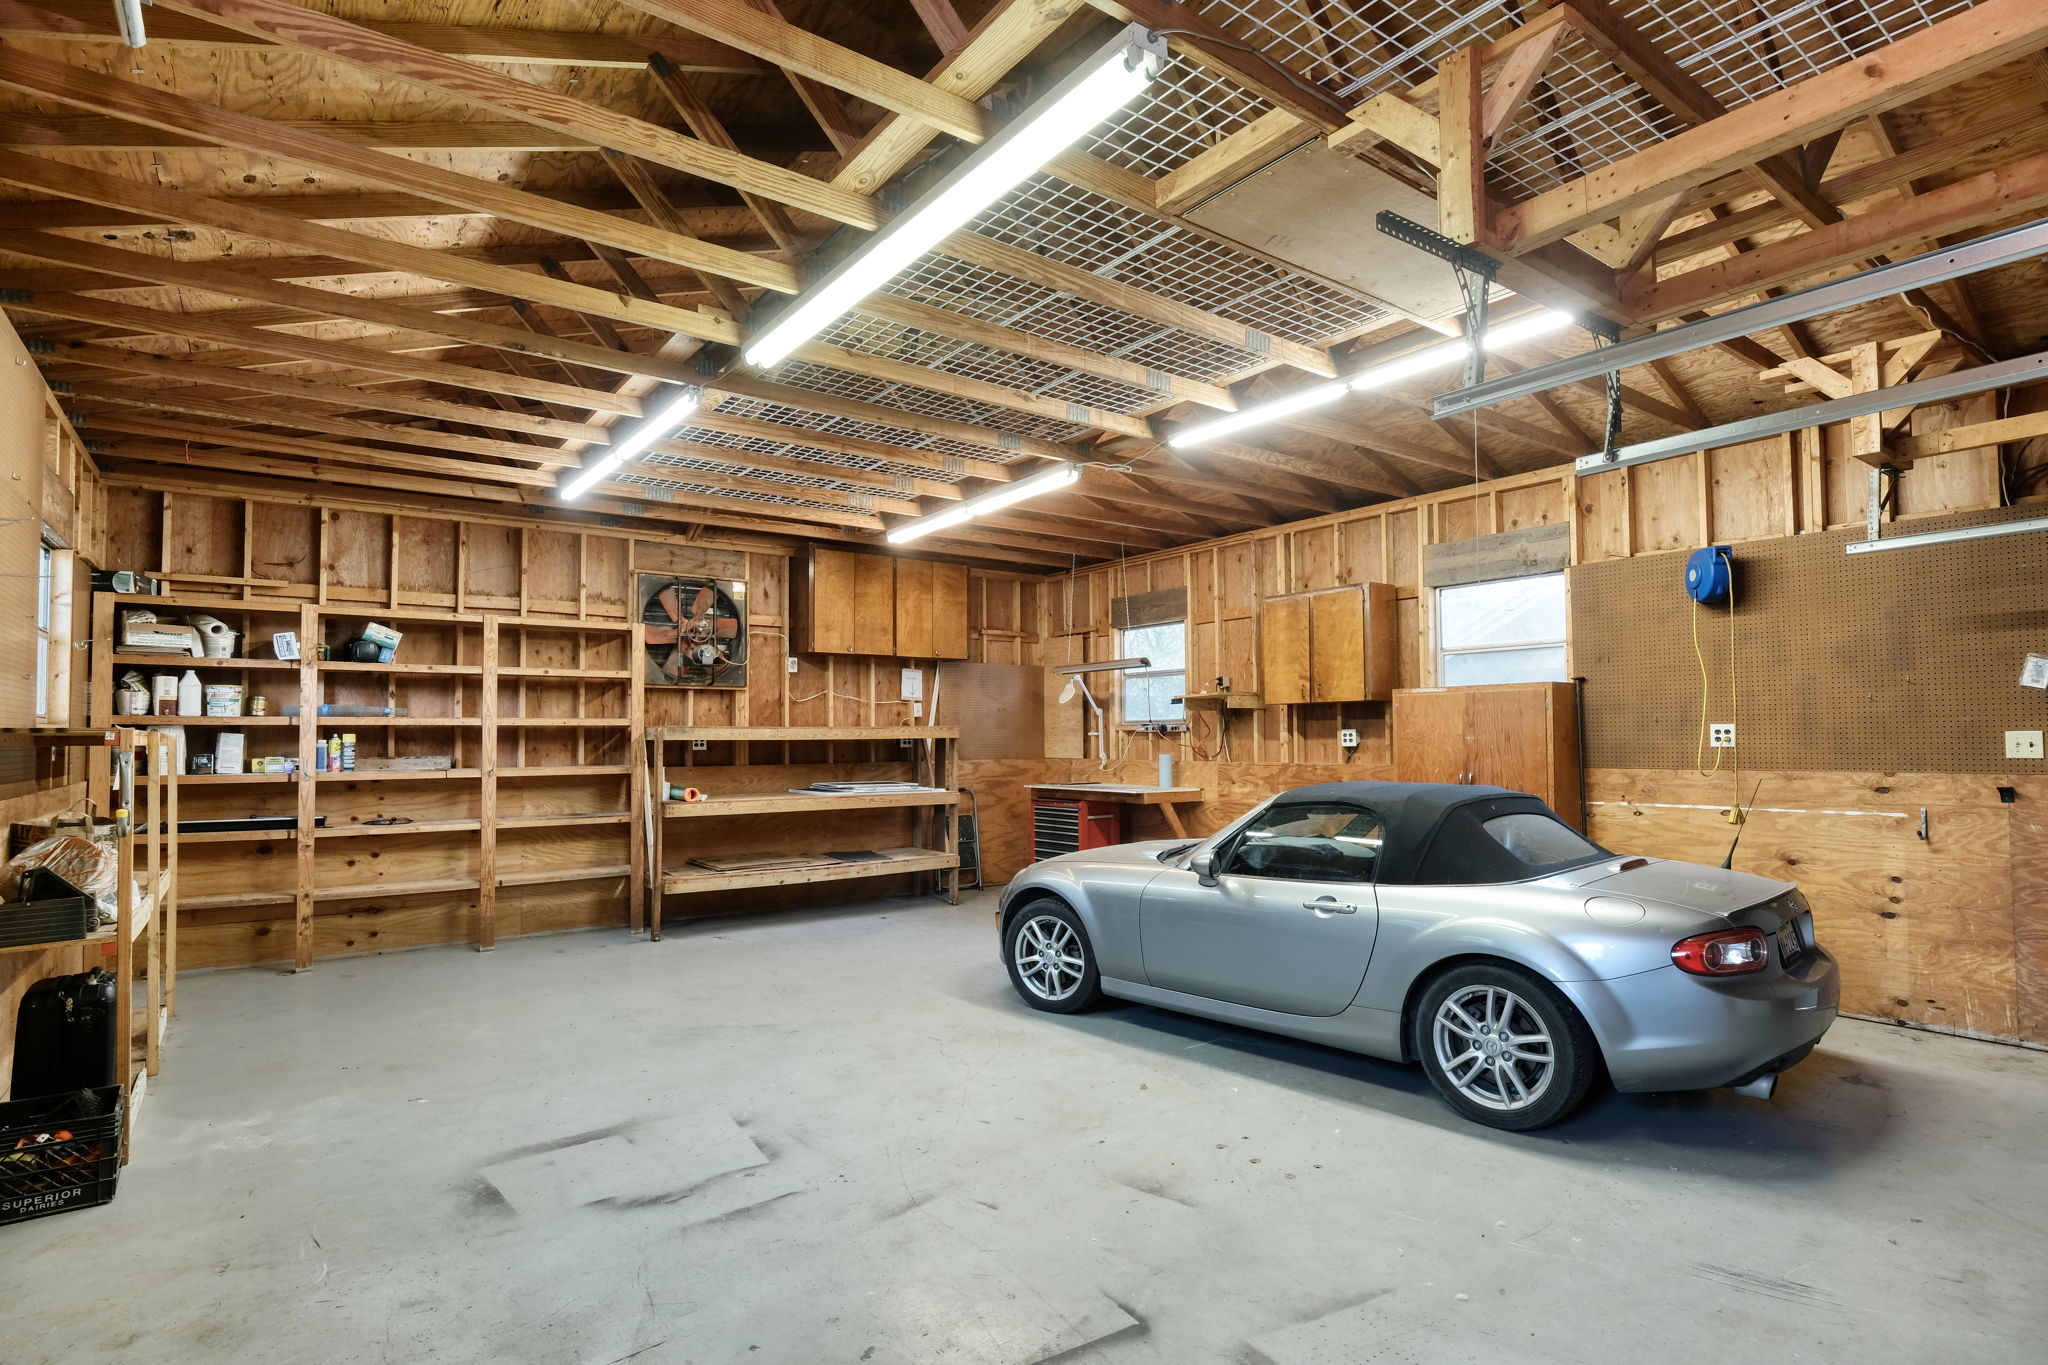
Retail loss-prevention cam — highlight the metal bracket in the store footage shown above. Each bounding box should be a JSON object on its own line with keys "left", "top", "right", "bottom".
{"left": 1374, "top": 211, "right": 1499, "bottom": 280}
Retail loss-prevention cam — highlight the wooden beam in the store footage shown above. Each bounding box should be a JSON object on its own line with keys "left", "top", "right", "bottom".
{"left": 942, "top": 232, "right": 1338, "bottom": 378}
{"left": 791, "top": 341, "right": 1155, "bottom": 441}
{"left": 7, "top": 290, "right": 630, "bottom": 417}
{"left": 67, "top": 376, "right": 586, "bottom": 465}
{"left": 1481, "top": 22, "right": 1567, "bottom": 146}
{"left": 150, "top": 0, "right": 883, "bottom": 228}
{"left": 54, "top": 341, "right": 614, "bottom": 444}
{"left": 709, "top": 373, "right": 1080, "bottom": 464}
{"left": 682, "top": 408, "right": 1009, "bottom": 482}
{"left": 85, "top": 422, "right": 563, "bottom": 487}
{"left": 1436, "top": 43, "right": 1488, "bottom": 247}
{"left": 649, "top": 437, "right": 965, "bottom": 501}
{"left": 852, "top": 292, "right": 1235, "bottom": 411}
{"left": 612, "top": 0, "right": 987, "bottom": 140}
{"left": 1156, "top": 109, "right": 1320, "bottom": 215}
{"left": 0, "top": 151, "right": 741, "bottom": 344}
{"left": 0, "top": 0, "right": 769, "bottom": 70}
{"left": 738, "top": 0, "right": 868, "bottom": 157}
{"left": 1630, "top": 149, "right": 2048, "bottom": 321}
{"left": 1890, "top": 408, "right": 2048, "bottom": 461}
{"left": 643, "top": 54, "right": 805, "bottom": 253}
{"left": 0, "top": 44, "right": 796, "bottom": 296}
{"left": 1087, "top": 0, "right": 1351, "bottom": 131}
{"left": 1495, "top": 0, "right": 2048, "bottom": 251}
{"left": 906, "top": 0, "right": 970, "bottom": 55}
{"left": 595, "top": 150, "right": 756, "bottom": 319}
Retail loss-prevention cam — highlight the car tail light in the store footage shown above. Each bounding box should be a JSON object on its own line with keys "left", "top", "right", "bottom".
{"left": 1672, "top": 927, "right": 1770, "bottom": 975}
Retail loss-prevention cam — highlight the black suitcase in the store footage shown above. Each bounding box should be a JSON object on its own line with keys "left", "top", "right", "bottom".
{"left": 11, "top": 970, "right": 120, "bottom": 1100}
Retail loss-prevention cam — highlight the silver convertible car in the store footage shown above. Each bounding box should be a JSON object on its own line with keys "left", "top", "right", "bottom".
{"left": 998, "top": 782, "right": 1839, "bottom": 1130}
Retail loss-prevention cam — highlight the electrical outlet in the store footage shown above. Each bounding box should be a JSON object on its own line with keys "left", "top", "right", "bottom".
{"left": 786, "top": 655, "right": 799, "bottom": 674}
{"left": 2007, "top": 730, "right": 2045, "bottom": 760}
{"left": 1709, "top": 723, "right": 1736, "bottom": 748}
{"left": 691, "top": 739, "right": 708, "bottom": 751}
{"left": 1339, "top": 728, "right": 1360, "bottom": 748}
{"left": 899, "top": 737, "right": 914, "bottom": 748}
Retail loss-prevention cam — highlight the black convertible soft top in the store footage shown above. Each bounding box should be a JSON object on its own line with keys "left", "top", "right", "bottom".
{"left": 1259, "top": 781, "right": 1607, "bottom": 885}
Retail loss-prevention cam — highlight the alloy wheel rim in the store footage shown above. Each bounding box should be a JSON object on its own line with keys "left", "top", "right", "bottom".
{"left": 1431, "top": 984, "right": 1556, "bottom": 1111}
{"left": 1014, "top": 914, "right": 1084, "bottom": 1001}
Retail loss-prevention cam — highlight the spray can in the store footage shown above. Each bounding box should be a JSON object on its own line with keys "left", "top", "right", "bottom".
{"left": 341, "top": 733, "right": 356, "bottom": 772}
{"left": 327, "top": 734, "right": 342, "bottom": 772}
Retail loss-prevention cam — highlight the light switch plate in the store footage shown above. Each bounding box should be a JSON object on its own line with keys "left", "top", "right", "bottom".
{"left": 1709, "top": 723, "right": 1736, "bottom": 748}
{"left": 2006, "top": 730, "right": 2045, "bottom": 760}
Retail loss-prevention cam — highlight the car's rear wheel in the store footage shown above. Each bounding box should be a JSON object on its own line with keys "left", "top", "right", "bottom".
{"left": 1414, "top": 963, "right": 1595, "bottom": 1131}
{"left": 1004, "top": 901, "right": 1103, "bottom": 1014}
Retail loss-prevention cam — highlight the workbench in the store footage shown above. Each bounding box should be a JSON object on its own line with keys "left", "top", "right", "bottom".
{"left": 1022, "top": 783, "right": 1205, "bottom": 839}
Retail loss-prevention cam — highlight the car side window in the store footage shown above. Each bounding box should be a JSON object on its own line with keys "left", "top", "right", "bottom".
{"left": 1218, "top": 803, "right": 1382, "bottom": 883}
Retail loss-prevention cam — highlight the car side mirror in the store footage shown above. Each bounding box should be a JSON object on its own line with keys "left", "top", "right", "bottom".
{"left": 1190, "top": 851, "right": 1218, "bottom": 886}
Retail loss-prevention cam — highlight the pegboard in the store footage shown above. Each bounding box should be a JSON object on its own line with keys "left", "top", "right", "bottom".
{"left": 1572, "top": 507, "right": 2048, "bottom": 773}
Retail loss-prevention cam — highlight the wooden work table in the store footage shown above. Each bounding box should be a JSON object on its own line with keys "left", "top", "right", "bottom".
{"left": 1023, "top": 783, "right": 1206, "bottom": 839}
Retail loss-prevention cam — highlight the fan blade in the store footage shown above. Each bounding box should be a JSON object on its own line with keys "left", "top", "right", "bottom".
{"left": 664, "top": 645, "right": 688, "bottom": 677}
{"left": 689, "top": 585, "right": 715, "bottom": 617}
{"left": 712, "top": 618, "right": 739, "bottom": 638}
{"left": 643, "top": 625, "right": 682, "bottom": 646}
{"left": 656, "top": 585, "right": 684, "bottom": 623}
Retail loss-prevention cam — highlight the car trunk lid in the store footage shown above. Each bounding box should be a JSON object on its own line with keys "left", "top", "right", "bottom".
{"left": 1573, "top": 858, "right": 1794, "bottom": 923}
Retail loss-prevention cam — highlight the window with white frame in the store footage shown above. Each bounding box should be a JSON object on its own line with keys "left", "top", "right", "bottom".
{"left": 1435, "top": 572, "right": 1568, "bottom": 686}
{"left": 34, "top": 542, "right": 52, "bottom": 723}
{"left": 1120, "top": 621, "right": 1186, "bottom": 725}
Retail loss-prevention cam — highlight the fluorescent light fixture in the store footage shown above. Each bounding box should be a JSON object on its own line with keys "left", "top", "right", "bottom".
{"left": 1169, "top": 309, "right": 1576, "bottom": 449}
{"left": 1052, "top": 658, "right": 1152, "bottom": 675}
{"left": 558, "top": 385, "right": 701, "bottom": 501}
{"left": 1846, "top": 513, "right": 2048, "bottom": 556}
{"left": 114, "top": 0, "right": 147, "bottom": 49}
{"left": 886, "top": 461, "right": 1080, "bottom": 544}
{"left": 742, "top": 25, "right": 1165, "bottom": 370}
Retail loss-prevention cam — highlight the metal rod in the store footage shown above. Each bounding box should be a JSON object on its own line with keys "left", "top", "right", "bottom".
{"left": 1573, "top": 350, "right": 2048, "bottom": 474}
{"left": 1438, "top": 218, "right": 2048, "bottom": 418}
{"left": 1846, "top": 513, "right": 2048, "bottom": 556}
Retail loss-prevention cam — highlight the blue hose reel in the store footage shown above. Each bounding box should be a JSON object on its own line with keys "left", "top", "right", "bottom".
{"left": 1685, "top": 545, "right": 1733, "bottom": 605}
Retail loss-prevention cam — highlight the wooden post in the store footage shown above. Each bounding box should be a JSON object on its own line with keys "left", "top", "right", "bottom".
{"left": 1437, "top": 43, "right": 1489, "bottom": 246}
{"left": 294, "top": 603, "right": 318, "bottom": 971}
{"left": 478, "top": 616, "right": 498, "bottom": 950}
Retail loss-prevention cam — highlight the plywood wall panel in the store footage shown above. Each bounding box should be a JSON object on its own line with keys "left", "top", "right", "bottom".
{"left": 326, "top": 509, "right": 389, "bottom": 595}
{"left": 1707, "top": 438, "right": 1794, "bottom": 543}
{"left": 165, "top": 493, "right": 242, "bottom": 578}
{"left": 394, "top": 516, "right": 457, "bottom": 603}
{"left": 252, "top": 502, "right": 319, "bottom": 588}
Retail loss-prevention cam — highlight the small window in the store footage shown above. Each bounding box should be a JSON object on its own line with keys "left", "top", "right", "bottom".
{"left": 1436, "top": 572, "right": 1567, "bottom": 686}
{"left": 1481, "top": 812, "right": 1599, "bottom": 868}
{"left": 1221, "top": 803, "right": 1382, "bottom": 883}
{"left": 1120, "top": 621, "right": 1185, "bottom": 725}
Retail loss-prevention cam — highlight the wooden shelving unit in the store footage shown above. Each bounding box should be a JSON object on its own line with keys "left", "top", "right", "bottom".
{"left": 645, "top": 726, "right": 961, "bottom": 941}
{"left": 2, "top": 728, "right": 177, "bottom": 1164}
{"left": 90, "top": 596, "right": 636, "bottom": 968}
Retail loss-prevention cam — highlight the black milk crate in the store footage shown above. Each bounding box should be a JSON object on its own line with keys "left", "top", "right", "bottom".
{"left": 0, "top": 869, "right": 97, "bottom": 949}
{"left": 0, "top": 1086, "right": 122, "bottom": 1224}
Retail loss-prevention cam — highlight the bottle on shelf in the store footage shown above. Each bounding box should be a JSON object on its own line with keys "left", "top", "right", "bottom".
{"left": 341, "top": 733, "right": 356, "bottom": 772}
{"left": 177, "top": 668, "right": 202, "bottom": 717}
{"left": 327, "top": 734, "right": 343, "bottom": 773}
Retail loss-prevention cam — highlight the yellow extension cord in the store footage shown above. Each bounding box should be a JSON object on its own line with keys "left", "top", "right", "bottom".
{"left": 1690, "top": 553, "right": 1744, "bottom": 824}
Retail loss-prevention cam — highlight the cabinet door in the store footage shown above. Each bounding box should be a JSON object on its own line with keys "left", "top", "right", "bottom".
{"left": 1260, "top": 595, "right": 1311, "bottom": 705}
{"left": 804, "top": 549, "right": 860, "bottom": 654}
{"left": 1309, "top": 588, "right": 1364, "bottom": 702}
{"left": 1361, "top": 581, "right": 1398, "bottom": 701}
{"left": 931, "top": 561, "right": 969, "bottom": 660}
{"left": 1464, "top": 684, "right": 1555, "bottom": 800}
{"left": 1392, "top": 689, "right": 1470, "bottom": 783}
{"left": 851, "top": 553, "right": 896, "bottom": 655}
{"left": 893, "top": 559, "right": 935, "bottom": 657}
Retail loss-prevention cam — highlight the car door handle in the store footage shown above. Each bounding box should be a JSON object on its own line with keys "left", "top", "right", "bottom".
{"left": 1302, "top": 896, "right": 1358, "bottom": 915}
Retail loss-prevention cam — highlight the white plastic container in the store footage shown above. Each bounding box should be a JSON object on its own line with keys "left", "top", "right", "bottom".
{"left": 203, "top": 683, "right": 244, "bottom": 717}
{"left": 177, "top": 669, "right": 202, "bottom": 717}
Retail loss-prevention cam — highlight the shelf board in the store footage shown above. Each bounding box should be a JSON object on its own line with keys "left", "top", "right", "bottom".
{"left": 108, "top": 593, "right": 301, "bottom": 614}
{"left": 176, "top": 772, "right": 293, "bottom": 784}
{"left": 496, "top": 764, "right": 632, "bottom": 779}
{"left": 663, "top": 790, "right": 958, "bottom": 818}
{"left": 311, "top": 605, "right": 483, "bottom": 624}
{"left": 496, "top": 717, "right": 629, "bottom": 727}
{"left": 315, "top": 877, "right": 481, "bottom": 903}
{"left": 317, "top": 661, "right": 482, "bottom": 675}
{"left": 651, "top": 726, "right": 958, "bottom": 742}
{"left": 175, "top": 826, "right": 301, "bottom": 844}
{"left": 307, "top": 716, "right": 482, "bottom": 727}
{"left": 497, "top": 864, "right": 630, "bottom": 887}
{"left": 315, "top": 767, "right": 481, "bottom": 781}
{"left": 497, "top": 666, "right": 632, "bottom": 679}
{"left": 496, "top": 812, "right": 632, "bottom": 829}
{"left": 661, "top": 846, "right": 957, "bottom": 895}
{"left": 1177, "top": 691, "right": 1265, "bottom": 710}
{"left": 496, "top": 616, "right": 633, "bottom": 632}
{"left": 0, "top": 923, "right": 116, "bottom": 956}
{"left": 180, "top": 890, "right": 294, "bottom": 912}
{"left": 135, "top": 715, "right": 296, "bottom": 727}
{"left": 109, "top": 655, "right": 298, "bottom": 671}
{"left": 316, "top": 818, "right": 482, "bottom": 838}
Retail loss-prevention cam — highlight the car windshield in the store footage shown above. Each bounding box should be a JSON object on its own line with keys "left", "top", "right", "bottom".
{"left": 1481, "top": 812, "right": 1600, "bottom": 868}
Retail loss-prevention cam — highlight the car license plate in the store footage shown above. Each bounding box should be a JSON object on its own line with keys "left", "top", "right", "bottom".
{"left": 1775, "top": 918, "right": 1805, "bottom": 968}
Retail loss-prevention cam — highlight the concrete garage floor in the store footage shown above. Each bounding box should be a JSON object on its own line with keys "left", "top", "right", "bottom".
{"left": 5, "top": 893, "right": 2047, "bottom": 1365}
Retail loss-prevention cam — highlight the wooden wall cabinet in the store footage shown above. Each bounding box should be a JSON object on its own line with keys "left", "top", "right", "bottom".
{"left": 1259, "top": 583, "right": 1397, "bottom": 704}
{"left": 1391, "top": 681, "right": 1582, "bottom": 827}
{"left": 801, "top": 549, "right": 967, "bottom": 659}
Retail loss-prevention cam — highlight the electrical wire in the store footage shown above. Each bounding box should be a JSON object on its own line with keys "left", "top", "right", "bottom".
{"left": 1688, "top": 552, "right": 1743, "bottom": 823}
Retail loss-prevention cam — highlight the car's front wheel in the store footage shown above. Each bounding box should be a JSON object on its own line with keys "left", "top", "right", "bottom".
{"left": 1413, "top": 963, "right": 1596, "bottom": 1131}
{"left": 1003, "top": 901, "right": 1103, "bottom": 1014}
